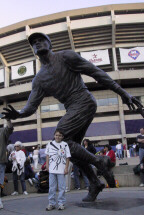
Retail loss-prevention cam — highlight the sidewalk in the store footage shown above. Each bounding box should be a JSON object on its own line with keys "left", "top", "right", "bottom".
{"left": 1, "top": 187, "right": 144, "bottom": 215}
{"left": 116, "top": 156, "right": 139, "bottom": 166}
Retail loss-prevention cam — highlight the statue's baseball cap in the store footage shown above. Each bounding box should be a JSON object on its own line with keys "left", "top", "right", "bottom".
{"left": 28, "top": 32, "right": 52, "bottom": 49}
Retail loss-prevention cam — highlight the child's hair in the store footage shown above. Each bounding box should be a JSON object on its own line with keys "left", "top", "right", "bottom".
{"left": 54, "top": 129, "right": 65, "bottom": 137}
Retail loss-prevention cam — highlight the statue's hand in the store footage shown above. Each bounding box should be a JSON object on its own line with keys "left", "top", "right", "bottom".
{"left": 1, "top": 104, "right": 20, "bottom": 120}
{"left": 121, "top": 94, "right": 143, "bottom": 110}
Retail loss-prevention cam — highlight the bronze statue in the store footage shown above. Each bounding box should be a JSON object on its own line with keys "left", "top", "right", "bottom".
{"left": 2, "top": 32, "right": 143, "bottom": 202}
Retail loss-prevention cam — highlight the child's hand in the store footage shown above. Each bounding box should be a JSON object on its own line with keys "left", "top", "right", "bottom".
{"left": 64, "top": 167, "right": 68, "bottom": 175}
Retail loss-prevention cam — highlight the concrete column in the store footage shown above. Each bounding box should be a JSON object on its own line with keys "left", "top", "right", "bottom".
{"left": 4, "top": 67, "right": 10, "bottom": 88}
{"left": 111, "top": 10, "right": 118, "bottom": 72}
{"left": 111, "top": 10, "right": 116, "bottom": 47}
{"left": 118, "top": 95, "right": 127, "bottom": 148}
{"left": 25, "top": 25, "right": 31, "bottom": 38}
{"left": 36, "top": 59, "right": 42, "bottom": 147}
{"left": 66, "top": 16, "right": 75, "bottom": 51}
{"left": 112, "top": 47, "right": 118, "bottom": 72}
{"left": 3, "top": 101, "right": 7, "bottom": 127}
{"left": 111, "top": 10, "right": 127, "bottom": 147}
{"left": 37, "top": 106, "right": 42, "bottom": 148}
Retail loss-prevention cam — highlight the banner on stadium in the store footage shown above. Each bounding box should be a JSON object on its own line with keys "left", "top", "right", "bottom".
{"left": 119, "top": 47, "right": 144, "bottom": 63}
{"left": 80, "top": 49, "right": 110, "bottom": 66}
{"left": 0, "top": 69, "right": 4, "bottom": 83}
{"left": 11, "top": 61, "right": 34, "bottom": 80}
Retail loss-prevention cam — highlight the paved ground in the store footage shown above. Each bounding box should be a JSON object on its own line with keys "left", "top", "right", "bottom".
{"left": 116, "top": 156, "right": 139, "bottom": 166}
{"left": 1, "top": 187, "right": 144, "bottom": 215}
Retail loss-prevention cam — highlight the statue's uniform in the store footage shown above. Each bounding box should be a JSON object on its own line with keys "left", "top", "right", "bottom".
{"left": 19, "top": 50, "right": 118, "bottom": 200}
{"left": 20, "top": 50, "right": 120, "bottom": 143}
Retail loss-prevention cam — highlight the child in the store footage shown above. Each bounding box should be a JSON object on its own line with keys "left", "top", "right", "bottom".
{"left": 45, "top": 129, "right": 71, "bottom": 211}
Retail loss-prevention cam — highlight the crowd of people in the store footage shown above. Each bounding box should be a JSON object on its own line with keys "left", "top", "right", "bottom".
{"left": 0, "top": 117, "right": 144, "bottom": 211}
{"left": 0, "top": 119, "right": 114, "bottom": 211}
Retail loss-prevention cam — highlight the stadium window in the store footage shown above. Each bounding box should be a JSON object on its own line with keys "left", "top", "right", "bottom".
{"left": 97, "top": 98, "right": 118, "bottom": 106}
{"left": 41, "top": 103, "right": 65, "bottom": 113}
{"left": 108, "top": 98, "right": 118, "bottom": 106}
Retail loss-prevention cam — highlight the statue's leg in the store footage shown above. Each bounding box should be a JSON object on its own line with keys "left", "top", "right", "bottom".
{"left": 56, "top": 101, "right": 115, "bottom": 187}
{"left": 71, "top": 158, "right": 105, "bottom": 202}
{"left": 68, "top": 141, "right": 115, "bottom": 188}
{"left": 57, "top": 101, "right": 96, "bottom": 144}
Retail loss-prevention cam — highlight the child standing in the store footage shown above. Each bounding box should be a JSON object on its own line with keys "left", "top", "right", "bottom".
{"left": 45, "top": 129, "right": 71, "bottom": 211}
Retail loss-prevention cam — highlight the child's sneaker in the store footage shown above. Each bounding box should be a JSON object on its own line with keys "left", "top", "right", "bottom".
{"left": 11, "top": 191, "right": 18, "bottom": 196}
{"left": 23, "top": 191, "right": 28, "bottom": 195}
{"left": 58, "top": 204, "right": 65, "bottom": 210}
{"left": 46, "top": 205, "right": 55, "bottom": 211}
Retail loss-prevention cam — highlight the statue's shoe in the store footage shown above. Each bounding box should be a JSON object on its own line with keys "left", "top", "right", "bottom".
{"left": 82, "top": 183, "right": 105, "bottom": 202}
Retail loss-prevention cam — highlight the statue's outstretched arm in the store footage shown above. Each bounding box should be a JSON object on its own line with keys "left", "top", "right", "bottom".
{"left": 2, "top": 78, "right": 45, "bottom": 120}
{"left": 64, "top": 51, "right": 143, "bottom": 114}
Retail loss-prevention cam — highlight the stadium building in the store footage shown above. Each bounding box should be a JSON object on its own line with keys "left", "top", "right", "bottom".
{"left": 0, "top": 3, "right": 144, "bottom": 148}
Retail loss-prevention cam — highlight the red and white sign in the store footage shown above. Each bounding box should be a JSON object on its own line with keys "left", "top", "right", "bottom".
{"left": 0, "top": 69, "right": 4, "bottom": 83}
{"left": 119, "top": 47, "right": 144, "bottom": 63}
{"left": 80, "top": 49, "right": 110, "bottom": 66}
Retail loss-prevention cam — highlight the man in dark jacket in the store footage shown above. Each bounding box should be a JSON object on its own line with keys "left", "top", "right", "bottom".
{"left": 2, "top": 32, "right": 143, "bottom": 202}
{"left": 0, "top": 119, "right": 13, "bottom": 209}
{"left": 136, "top": 128, "right": 144, "bottom": 186}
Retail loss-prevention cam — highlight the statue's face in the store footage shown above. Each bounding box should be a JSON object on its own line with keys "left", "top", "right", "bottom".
{"left": 31, "top": 36, "right": 51, "bottom": 55}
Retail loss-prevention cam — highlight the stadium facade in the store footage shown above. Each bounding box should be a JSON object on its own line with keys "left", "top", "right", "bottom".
{"left": 0, "top": 3, "right": 144, "bottom": 148}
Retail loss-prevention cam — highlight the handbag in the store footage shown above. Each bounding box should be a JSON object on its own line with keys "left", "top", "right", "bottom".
{"left": 133, "top": 164, "right": 141, "bottom": 175}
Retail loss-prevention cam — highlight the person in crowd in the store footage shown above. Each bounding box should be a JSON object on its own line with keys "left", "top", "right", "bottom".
{"left": 136, "top": 143, "right": 139, "bottom": 156}
{"left": 73, "top": 164, "right": 89, "bottom": 190}
{"left": 45, "top": 129, "right": 71, "bottom": 211}
{"left": 33, "top": 145, "right": 39, "bottom": 170}
{"left": 7, "top": 143, "right": 14, "bottom": 155}
{"left": 39, "top": 145, "right": 46, "bottom": 165}
{"left": 121, "top": 143, "right": 124, "bottom": 158}
{"left": 123, "top": 143, "right": 127, "bottom": 158}
{"left": 116, "top": 141, "right": 123, "bottom": 160}
{"left": 2, "top": 32, "right": 143, "bottom": 202}
{"left": 129, "top": 144, "right": 134, "bottom": 157}
{"left": 9, "top": 141, "right": 28, "bottom": 195}
{"left": 21, "top": 145, "right": 27, "bottom": 156}
{"left": 73, "top": 138, "right": 97, "bottom": 190}
{"left": 0, "top": 119, "right": 13, "bottom": 209}
{"left": 104, "top": 145, "right": 116, "bottom": 167}
{"left": 133, "top": 143, "right": 137, "bottom": 157}
{"left": 136, "top": 128, "right": 144, "bottom": 187}
{"left": 5, "top": 143, "right": 15, "bottom": 173}
{"left": 28, "top": 151, "right": 33, "bottom": 164}
{"left": 82, "top": 139, "right": 96, "bottom": 154}
{"left": 24, "top": 158, "right": 36, "bottom": 186}
{"left": 99, "top": 149, "right": 105, "bottom": 156}
{"left": 72, "top": 138, "right": 97, "bottom": 189}
{"left": 65, "top": 161, "right": 73, "bottom": 192}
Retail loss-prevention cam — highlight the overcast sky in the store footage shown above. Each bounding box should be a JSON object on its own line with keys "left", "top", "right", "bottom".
{"left": 0, "top": 0, "right": 144, "bottom": 28}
